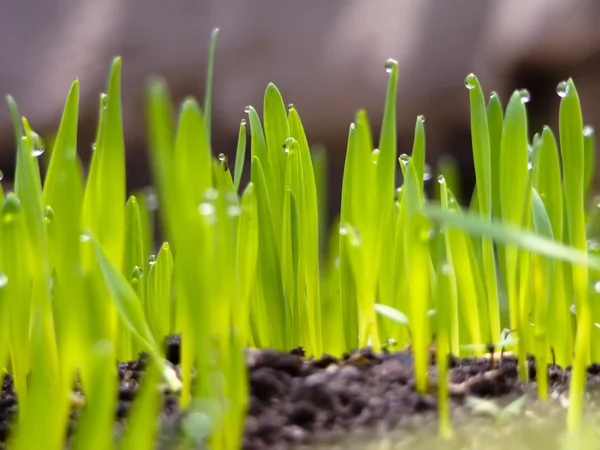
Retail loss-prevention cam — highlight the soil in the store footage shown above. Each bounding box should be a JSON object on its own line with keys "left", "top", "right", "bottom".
{"left": 0, "top": 337, "right": 598, "bottom": 449}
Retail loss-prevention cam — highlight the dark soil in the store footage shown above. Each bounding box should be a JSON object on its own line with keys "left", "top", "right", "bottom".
{"left": 0, "top": 337, "right": 597, "bottom": 449}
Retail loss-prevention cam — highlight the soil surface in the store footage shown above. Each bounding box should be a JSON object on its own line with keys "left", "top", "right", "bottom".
{"left": 0, "top": 336, "right": 598, "bottom": 449}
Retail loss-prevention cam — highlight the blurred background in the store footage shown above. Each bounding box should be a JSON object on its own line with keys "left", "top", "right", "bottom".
{"left": 2, "top": 0, "right": 600, "bottom": 223}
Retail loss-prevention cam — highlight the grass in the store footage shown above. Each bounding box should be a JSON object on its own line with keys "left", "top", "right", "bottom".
{"left": 0, "top": 27, "right": 600, "bottom": 449}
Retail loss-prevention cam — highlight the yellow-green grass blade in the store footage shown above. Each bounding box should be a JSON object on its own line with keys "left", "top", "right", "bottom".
{"left": 121, "top": 195, "right": 145, "bottom": 360}
{"left": 516, "top": 173, "right": 534, "bottom": 377}
{"left": 534, "top": 127, "right": 571, "bottom": 367}
{"left": 144, "top": 79, "right": 177, "bottom": 242}
{"left": 10, "top": 310, "right": 68, "bottom": 450}
{"left": 82, "top": 57, "right": 125, "bottom": 268}
{"left": 466, "top": 74, "right": 500, "bottom": 343}
{"left": 434, "top": 235, "right": 453, "bottom": 439}
{"left": 403, "top": 159, "right": 430, "bottom": 393}
{"left": 119, "top": 357, "right": 163, "bottom": 450}
{"left": 339, "top": 124, "right": 359, "bottom": 349}
{"left": 248, "top": 106, "right": 282, "bottom": 253}
{"left": 559, "top": 79, "right": 590, "bottom": 432}
{"left": 2, "top": 195, "right": 33, "bottom": 419}
{"left": 174, "top": 98, "right": 213, "bottom": 213}
{"left": 531, "top": 188, "right": 553, "bottom": 401}
{"left": 252, "top": 156, "right": 290, "bottom": 349}
{"left": 235, "top": 183, "right": 259, "bottom": 347}
{"left": 282, "top": 170, "right": 301, "bottom": 347}
{"left": 499, "top": 90, "right": 530, "bottom": 368}
{"left": 487, "top": 91, "right": 504, "bottom": 221}
{"left": 146, "top": 242, "right": 173, "bottom": 349}
{"left": 41, "top": 79, "right": 86, "bottom": 382}
{"left": 233, "top": 119, "right": 247, "bottom": 193}
{"left": 321, "top": 218, "right": 346, "bottom": 356}
{"left": 438, "top": 175, "right": 460, "bottom": 355}
{"left": 444, "top": 206, "right": 483, "bottom": 355}
{"left": 391, "top": 186, "right": 409, "bottom": 348}
{"left": 289, "top": 110, "right": 323, "bottom": 356}
{"left": 203, "top": 27, "right": 219, "bottom": 145}
{"left": 264, "top": 83, "right": 289, "bottom": 210}
{"left": 71, "top": 340, "right": 117, "bottom": 450}
{"left": 311, "top": 146, "right": 327, "bottom": 256}
{"left": 424, "top": 205, "right": 600, "bottom": 269}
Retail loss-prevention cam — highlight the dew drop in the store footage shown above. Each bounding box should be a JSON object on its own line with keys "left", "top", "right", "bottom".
{"left": 464, "top": 73, "right": 477, "bottom": 90}
{"left": 198, "top": 202, "right": 216, "bottom": 217}
{"left": 423, "top": 163, "right": 432, "bottom": 181}
{"left": 287, "top": 103, "right": 294, "bottom": 110}
{"left": 594, "top": 281, "right": 600, "bottom": 293}
{"left": 148, "top": 254, "right": 157, "bottom": 267}
{"left": 28, "top": 130, "right": 45, "bottom": 157}
{"left": 218, "top": 153, "right": 227, "bottom": 163}
{"left": 372, "top": 148, "right": 380, "bottom": 165}
{"left": 570, "top": 303, "right": 576, "bottom": 315}
{"left": 283, "top": 137, "right": 295, "bottom": 153}
{"left": 556, "top": 81, "right": 568, "bottom": 98}
{"left": 241, "top": 118, "right": 247, "bottom": 126}
{"left": 91, "top": 143, "right": 96, "bottom": 153}
{"left": 0, "top": 272, "right": 7, "bottom": 289}
{"left": 417, "top": 114, "right": 426, "bottom": 124}
{"left": 244, "top": 105, "right": 251, "bottom": 114}
{"left": 584, "top": 125, "right": 595, "bottom": 137}
{"left": 132, "top": 266, "right": 143, "bottom": 279}
{"left": 44, "top": 205, "right": 54, "bottom": 223}
{"left": 399, "top": 154, "right": 410, "bottom": 166}
{"left": 80, "top": 233, "right": 91, "bottom": 243}
{"left": 384, "top": 58, "right": 398, "bottom": 73}
{"left": 437, "top": 174, "right": 446, "bottom": 184}
{"left": 518, "top": 89, "right": 531, "bottom": 103}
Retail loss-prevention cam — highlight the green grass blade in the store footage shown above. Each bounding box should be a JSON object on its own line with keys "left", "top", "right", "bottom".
{"left": 203, "top": 27, "right": 219, "bottom": 144}
{"left": 264, "top": 83, "right": 289, "bottom": 206}
{"left": 499, "top": 90, "right": 530, "bottom": 372}
{"left": 233, "top": 119, "right": 247, "bottom": 193}
{"left": 289, "top": 109, "right": 323, "bottom": 356}
{"left": 558, "top": 79, "right": 590, "bottom": 432}
{"left": 252, "top": 156, "right": 289, "bottom": 349}
{"left": 534, "top": 126, "right": 571, "bottom": 367}
{"left": 82, "top": 57, "right": 126, "bottom": 268}
{"left": 146, "top": 242, "right": 174, "bottom": 348}
{"left": 466, "top": 74, "right": 500, "bottom": 343}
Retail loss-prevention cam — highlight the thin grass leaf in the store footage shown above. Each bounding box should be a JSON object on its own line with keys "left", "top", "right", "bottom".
{"left": 234, "top": 119, "right": 247, "bottom": 193}
{"left": 203, "top": 27, "right": 219, "bottom": 144}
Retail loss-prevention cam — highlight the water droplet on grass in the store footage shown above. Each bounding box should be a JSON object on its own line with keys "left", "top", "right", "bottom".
{"left": 557, "top": 81, "right": 568, "bottom": 98}
{"left": 283, "top": 137, "right": 295, "bottom": 153}
{"left": 423, "top": 163, "right": 432, "bottom": 181}
{"left": 132, "top": 266, "right": 143, "bottom": 279}
{"left": 287, "top": 103, "right": 294, "bottom": 110}
{"left": 570, "top": 304, "right": 576, "bottom": 315}
{"left": 437, "top": 174, "right": 446, "bottom": 184}
{"left": 384, "top": 58, "right": 398, "bottom": 73}
{"left": 518, "top": 89, "right": 531, "bottom": 103}
{"left": 372, "top": 148, "right": 380, "bottom": 164}
{"left": 199, "top": 202, "right": 216, "bottom": 217}
{"left": 244, "top": 106, "right": 251, "bottom": 114}
{"left": 399, "top": 154, "right": 409, "bottom": 166}
{"left": 44, "top": 206, "right": 54, "bottom": 224}
{"left": 0, "top": 272, "right": 8, "bottom": 289}
{"left": 464, "top": 73, "right": 477, "bottom": 90}
{"left": 148, "top": 255, "right": 157, "bottom": 267}
{"left": 594, "top": 281, "right": 600, "bottom": 293}
{"left": 80, "top": 233, "right": 91, "bottom": 243}
{"left": 240, "top": 118, "right": 247, "bottom": 126}
{"left": 584, "top": 125, "right": 595, "bottom": 137}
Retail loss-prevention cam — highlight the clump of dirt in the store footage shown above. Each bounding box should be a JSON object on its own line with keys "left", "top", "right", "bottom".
{"left": 0, "top": 336, "right": 596, "bottom": 449}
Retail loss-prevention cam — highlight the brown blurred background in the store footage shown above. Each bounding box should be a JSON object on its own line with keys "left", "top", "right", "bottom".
{"left": 2, "top": 0, "right": 600, "bottom": 221}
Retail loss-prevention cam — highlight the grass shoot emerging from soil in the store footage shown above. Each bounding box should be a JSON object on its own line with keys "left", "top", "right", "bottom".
{"left": 0, "top": 28, "right": 599, "bottom": 449}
